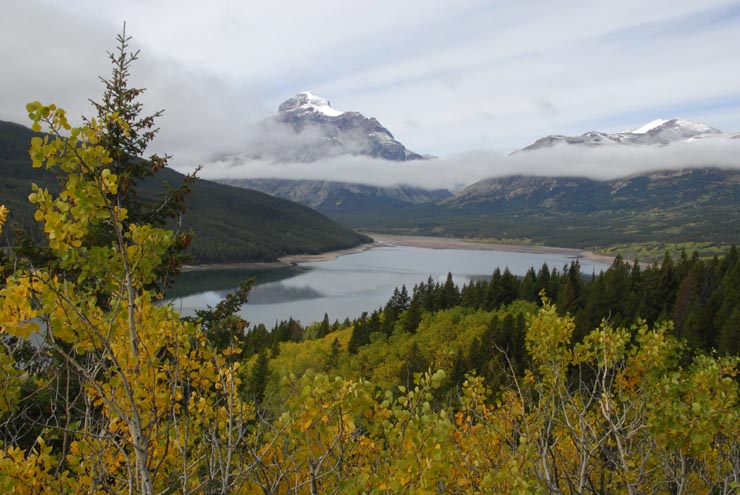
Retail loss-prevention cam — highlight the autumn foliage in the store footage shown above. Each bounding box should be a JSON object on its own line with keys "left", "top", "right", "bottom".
{"left": 2, "top": 33, "right": 740, "bottom": 494}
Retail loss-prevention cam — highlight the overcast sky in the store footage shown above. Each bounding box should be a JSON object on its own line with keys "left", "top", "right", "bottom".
{"left": 2, "top": 0, "right": 740, "bottom": 187}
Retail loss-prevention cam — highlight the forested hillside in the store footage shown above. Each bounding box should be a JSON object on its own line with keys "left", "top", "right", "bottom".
{"left": 326, "top": 169, "right": 740, "bottom": 259}
{"left": 222, "top": 245, "right": 740, "bottom": 493}
{"left": 241, "top": 244, "right": 740, "bottom": 391}
{"left": 0, "top": 119, "right": 369, "bottom": 263}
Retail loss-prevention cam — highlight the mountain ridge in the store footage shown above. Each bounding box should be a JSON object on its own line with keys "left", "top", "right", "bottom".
{"left": 218, "top": 178, "right": 452, "bottom": 213}
{"left": 323, "top": 167, "right": 740, "bottom": 254}
{"left": 519, "top": 117, "right": 724, "bottom": 151}
{"left": 0, "top": 119, "right": 370, "bottom": 263}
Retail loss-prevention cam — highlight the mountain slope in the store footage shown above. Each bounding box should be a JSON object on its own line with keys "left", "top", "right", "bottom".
{"left": 327, "top": 168, "right": 740, "bottom": 251}
{"left": 271, "top": 91, "right": 428, "bottom": 161}
{"left": 218, "top": 178, "right": 452, "bottom": 213}
{"left": 0, "top": 120, "right": 370, "bottom": 263}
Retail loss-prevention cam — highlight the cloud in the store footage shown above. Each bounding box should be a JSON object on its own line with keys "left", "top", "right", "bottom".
{"left": 0, "top": 0, "right": 267, "bottom": 168}
{"left": 2, "top": 0, "right": 740, "bottom": 169}
{"left": 200, "top": 137, "right": 740, "bottom": 191}
{"left": 213, "top": 118, "right": 376, "bottom": 163}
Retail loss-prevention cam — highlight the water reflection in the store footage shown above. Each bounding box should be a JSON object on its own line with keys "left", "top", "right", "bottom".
{"left": 166, "top": 266, "right": 309, "bottom": 299}
{"left": 167, "top": 246, "right": 612, "bottom": 327}
{"left": 250, "top": 284, "right": 324, "bottom": 304}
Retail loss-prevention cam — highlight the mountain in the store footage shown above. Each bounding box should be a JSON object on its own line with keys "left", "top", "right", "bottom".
{"left": 215, "top": 91, "right": 445, "bottom": 211}
{"left": 218, "top": 178, "right": 452, "bottom": 213}
{"left": 271, "top": 91, "right": 429, "bottom": 161}
{"left": 520, "top": 118, "right": 723, "bottom": 151}
{"left": 325, "top": 168, "right": 740, "bottom": 252}
{"left": 439, "top": 168, "right": 740, "bottom": 245}
{"left": 0, "top": 120, "right": 370, "bottom": 263}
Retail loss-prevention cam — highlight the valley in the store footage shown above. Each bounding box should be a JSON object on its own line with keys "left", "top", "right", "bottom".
{"left": 210, "top": 92, "right": 739, "bottom": 261}
{"left": 3, "top": 10, "right": 740, "bottom": 493}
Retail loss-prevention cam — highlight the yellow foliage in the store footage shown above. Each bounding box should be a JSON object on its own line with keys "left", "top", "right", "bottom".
{"left": 0, "top": 204, "right": 7, "bottom": 235}
{"left": 1, "top": 103, "right": 254, "bottom": 494}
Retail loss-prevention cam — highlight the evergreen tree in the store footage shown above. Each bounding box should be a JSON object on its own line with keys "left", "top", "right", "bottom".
{"left": 86, "top": 26, "right": 196, "bottom": 289}
{"left": 317, "top": 312, "right": 331, "bottom": 338}
{"left": 348, "top": 312, "right": 370, "bottom": 353}
{"left": 537, "top": 263, "right": 551, "bottom": 301}
{"left": 400, "top": 298, "right": 423, "bottom": 333}
{"left": 719, "top": 307, "right": 740, "bottom": 356}
{"left": 438, "top": 272, "right": 460, "bottom": 309}
{"left": 325, "top": 338, "right": 341, "bottom": 371}
{"left": 246, "top": 350, "right": 271, "bottom": 404}
{"left": 390, "top": 285, "right": 410, "bottom": 311}
{"left": 657, "top": 251, "right": 678, "bottom": 319}
{"left": 486, "top": 268, "right": 503, "bottom": 311}
{"left": 499, "top": 267, "right": 520, "bottom": 307}
{"left": 556, "top": 263, "right": 582, "bottom": 314}
{"left": 519, "top": 267, "right": 539, "bottom": 303}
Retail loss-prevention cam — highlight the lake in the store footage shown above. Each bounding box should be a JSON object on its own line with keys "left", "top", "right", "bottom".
{"left": 166, "top": 245, "right": 612, "bottom": 327}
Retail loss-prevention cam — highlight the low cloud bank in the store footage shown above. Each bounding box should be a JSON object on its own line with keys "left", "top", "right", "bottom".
{"left": 198, "top": 136, "right": 740, "bottom": 191}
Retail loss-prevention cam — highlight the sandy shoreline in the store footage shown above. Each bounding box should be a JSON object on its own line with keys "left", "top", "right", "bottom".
{"left": 369, "top": 233, "right": 615, "bottom": 265}
{"left": 182, "top": 233, "right": 615, "bottom": 272}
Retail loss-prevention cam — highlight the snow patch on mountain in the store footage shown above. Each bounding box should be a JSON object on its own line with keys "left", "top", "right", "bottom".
{"left": 520, "top": 118, "right": 723, "bottom": 152}
{"left": 281, "top": 91, "right": 344, "bottom": 117}
{"left": 629, "top": 119, "right": 668, "bottom": 134}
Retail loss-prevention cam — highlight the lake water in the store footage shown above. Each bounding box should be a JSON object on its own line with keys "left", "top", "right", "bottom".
{"left": 166, "top": 245, "right": 612, "bottom": 327}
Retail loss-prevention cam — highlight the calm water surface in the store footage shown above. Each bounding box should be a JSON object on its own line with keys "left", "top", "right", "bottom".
{"left": 167, "top": 246, "right": 611, "bottom": 327}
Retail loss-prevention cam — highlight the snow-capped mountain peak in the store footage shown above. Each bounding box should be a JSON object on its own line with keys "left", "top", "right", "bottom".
{"left": 653, "top": 118, "right": 719, "bottom": 135}
{"left": 520, "top": 118, "right": 723, "bottom": 152}
{"left": 629, "top": 118, "right": 668, "bottom": 134}
{"left": 256, "top": 92, "right": 430, "bottom": 161}
{"left": 278, "top": 91, "right": 344, "bottom": 117}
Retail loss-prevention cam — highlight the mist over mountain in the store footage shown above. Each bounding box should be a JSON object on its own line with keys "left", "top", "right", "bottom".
{"left": 220, "top": 91, "right": 429, "bottom": 164}
{"left": 210, "top": 92, "right": 442, "bottom": 209}
{"left": 204, "top": 124, "right": 740, "bottom": 192}
{"left": 217, "top": 178, "right": 452, "bottom": 213}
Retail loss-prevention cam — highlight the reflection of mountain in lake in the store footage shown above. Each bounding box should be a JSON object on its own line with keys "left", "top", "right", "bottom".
{"left": 165, "top": 266, "right": 310, "bottom": 299}
{"left": 249, "top": 284, "right": 325, "bottom": 304}
{"left": 168, "top": 246, "right": 613, "bottom": 327}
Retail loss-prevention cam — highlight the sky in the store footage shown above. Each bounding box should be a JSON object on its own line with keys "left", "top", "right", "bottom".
{"left": 2, "top": 0, "right": 740, "bottom": 188}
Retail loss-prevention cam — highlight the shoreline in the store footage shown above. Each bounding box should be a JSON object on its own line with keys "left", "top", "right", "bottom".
{"left": 182, "top": 233, "right": 615, "bottom": 272}
{"left": 182, "top": 241, "right": 380, "bottom": 272}
{"left": 367, "top": 233, "right": 615, "bottom": 266}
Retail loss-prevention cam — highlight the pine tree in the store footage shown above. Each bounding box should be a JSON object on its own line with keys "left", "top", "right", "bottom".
{"left": 317, "top": 312, "right": 331, "bottom": 338}
{"left": 325, "top": 338, "right": 341, "bottom": 371}
{"left": 400, "top": 298, "right": 423, "bottom": 333}
{"left": 438, "top": 272, "right": 460, "bottom": 309}
{"left": 86, "top": 26, "right": 196, "bottom": 289}
{"left": 247, "top": 350, "right": 271, "bottom": 404}
{"left": 348, "top": 312, "right": 370, "bottom": 353}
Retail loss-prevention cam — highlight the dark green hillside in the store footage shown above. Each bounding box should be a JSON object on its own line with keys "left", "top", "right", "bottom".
{"left": 152, "top": 168, "right": 371, "bottom": 262}
{"left": 327, "top": 169, "right": 740, "bottom": 257}
{"left": 0, "top": 120, "right": 370, "bottom": 262}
